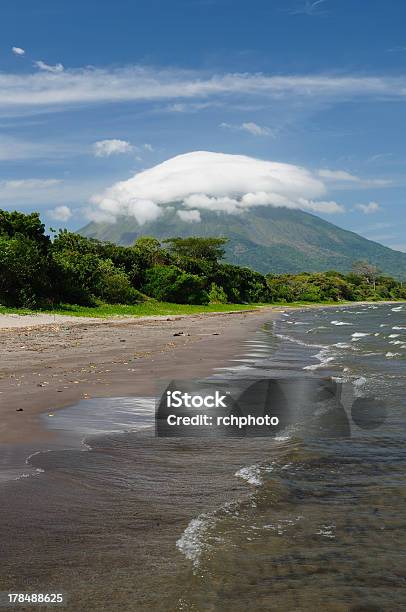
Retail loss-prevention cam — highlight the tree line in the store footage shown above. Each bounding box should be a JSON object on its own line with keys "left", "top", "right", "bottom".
{"left": 0, "top": 210, "right": 405, "bottom": 308}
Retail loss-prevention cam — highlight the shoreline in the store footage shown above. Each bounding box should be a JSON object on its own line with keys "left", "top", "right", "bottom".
{"left": 1, "top": 301, "right": 404, "bottom": 609}
{"left": 0, "top": 307, "right": 279, "bottom": 445}
{"left": 1, "top": 300, "right": 403, "bottom": 447}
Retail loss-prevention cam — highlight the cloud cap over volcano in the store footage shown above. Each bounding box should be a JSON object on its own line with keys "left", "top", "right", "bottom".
{"left": 89, "top": 151, "right": 344, "bottom": 224}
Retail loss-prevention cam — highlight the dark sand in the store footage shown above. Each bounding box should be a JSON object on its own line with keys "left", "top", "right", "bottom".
{"left": 0, "top": 308, "right": 278, "bottom": 444}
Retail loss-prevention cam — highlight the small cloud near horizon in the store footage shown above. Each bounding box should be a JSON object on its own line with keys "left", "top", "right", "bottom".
{"left": 34, "top": 60, "right": 64, "bottom": 73}
{"left": 354, "top": 202, "right": 381, "bottom": 214}
{"left": 49, "top": 205, "right": 72, "bottom": 222}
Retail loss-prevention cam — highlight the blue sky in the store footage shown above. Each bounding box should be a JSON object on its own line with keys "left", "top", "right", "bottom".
{"left": 1, "top": 0, "right": 406, "bottom": 250}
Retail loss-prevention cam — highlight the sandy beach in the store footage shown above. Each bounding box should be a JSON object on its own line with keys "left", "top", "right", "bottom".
{"left": 0, "top": 308, "right": 278, "bottom": 444}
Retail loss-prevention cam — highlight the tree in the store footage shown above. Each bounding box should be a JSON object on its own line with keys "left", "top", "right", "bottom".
{"left": 142, "top": 265, "right": 209, "bottom": 304}
{"left": 0, "top": 210, "right": 50, "bottom": 252}
{"left": 0, "top": 235, "right": 52, "bottom": 307}
{"left": 214, "top": 263, "right": 269, "bottom": 303}
{"left": 351, "top": 260, "right": 380, "bottom": 291}
{"left": 163, "top": 237, "right": 228, "bottom": 264}
{"left": 96, "top": 260, "right": 143, "bottom": 304}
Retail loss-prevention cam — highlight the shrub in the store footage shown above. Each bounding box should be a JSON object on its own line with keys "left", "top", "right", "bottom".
{"left": 143, "top": 265, "right": 209, "bottom": 304}
{"left": 208, "top": 282, "right": 228, "bottom": 304}
{"left": 0, "top": 235, "right": 52, "bottom": 307}
{"left": 97, "top": 260, "right": 143, "bottom": 304}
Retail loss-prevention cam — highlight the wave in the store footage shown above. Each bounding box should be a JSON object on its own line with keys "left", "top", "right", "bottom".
{"left": 303, "top": 348, "right": 335, "bottom": 371}
{"left": 235, "top": 464, "right": 263, "bottom": 486}
{"left": 275, "top": 333, "right": 325, "bottom": 349}
{"left": 176, "top": 513, "right": 215, "bottom": 568}
{"left": 351, "top": 332, "right": 370, "bottom": 342}
{"left": 331, "top": 320, "right": 353, "bottom": 326}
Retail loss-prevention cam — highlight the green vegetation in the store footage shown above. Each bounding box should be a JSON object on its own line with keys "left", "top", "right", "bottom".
{"left": 81, "top": 204, "right": 406, "bottom": 279}
{"left": 0, "top": 209, "right": 405, "bottom": 315}
{"left": 0, "top": 302, "right": 254, "bottom": 318}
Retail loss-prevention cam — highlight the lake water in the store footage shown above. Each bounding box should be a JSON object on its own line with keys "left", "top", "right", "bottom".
{"left": 0, "top": 304, "right": 405, "bottom": 611}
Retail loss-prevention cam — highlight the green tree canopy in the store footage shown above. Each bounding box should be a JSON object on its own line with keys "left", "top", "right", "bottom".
{"left": 163, "top": 237, "right": 228, "bottom": 263}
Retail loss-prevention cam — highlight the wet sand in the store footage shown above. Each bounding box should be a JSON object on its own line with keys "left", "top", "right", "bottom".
{"left": 0, "top": 308, "right": 278, "bottom": 445}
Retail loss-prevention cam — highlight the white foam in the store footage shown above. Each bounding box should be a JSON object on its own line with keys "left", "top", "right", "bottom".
{"left": 389, "top": 334, "right": 400, "bottom": 338}
{"left": 331, "top": 320, "right": 353, "bottom": 326}
{"left": 391, "top": 306, "right": 403, "bottom": 311}
{"left": 276, "top": 333, "right": 325, "bottom": 349}
{"left": 235, "top": 464, "right": 263, "bottom": 486}
{"left": 176, "top": 513, "right": 213, "bottom": 567}
{"left": 303, "top": 348, "right": 335, "bottom": 370}
{"left": 353, "top": 376, "right": 368, "bottom": 397}
{"left": 333, "top": 342, "right": 351, "bottom": 349}
{"left": 386, "top": 352, "right": 401, "bottom": 358}
{"left": 351, "top": 332, "right": 370, "bottom": 341}
{"left": 274, "top": 435, "right": 291, "bottom": 442}
{"left": 393, "top": 326, "right": 406, "bottom": 330}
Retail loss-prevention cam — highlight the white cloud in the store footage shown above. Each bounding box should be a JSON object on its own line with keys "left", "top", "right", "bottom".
{"left": 318, "top": 169, "right": 361, "bottom": 182}
{"left": 0, "top": 178, "right": 64, "bottom": 206}
{"left": 1, "top": 65, "right": 406, "bottom": 116}
{"left": 49, "top": 205, "right": 72, "bottom": 222}
{"left": 0, "top": 136, "right": 78, "bottom": 161}
{"left": 143, "top": 143, "right": 154, "bottom": 152}
{"left": 177, "top": 209, "right": 201, "bottom": 223}
{"left": 34, "top": 61, "right": 64, "bottom": 73}
{"left": 290, "top": 0, "right": 328, "bottom": 16}
{"left": 355, "top": 201, "right": 381, "bottom": 214}
{"left": 93, "top": 139, "right": 134, "bottom": 157}
{"left": 221, "top": 121, "right": 274, "bottom": 137}
{"left": 241, "top": 122, "right": 273, "bottom": 136}
{"left": 88, "top": 151, "right": 345, "bottom": 224}
{"left": 166, "top": 101, "right": 217, "bottom": 113}
{"left": 0, "top": 176, "right": 102, "bottom": 207}
{"left": 12, "top": 47, "right": 25, "bottom": 56}
{"left": 1, "top": 178, "right": 62, "bottom": 190}
{"left": 318, "top": 168, "right": 390, "bottom": 188}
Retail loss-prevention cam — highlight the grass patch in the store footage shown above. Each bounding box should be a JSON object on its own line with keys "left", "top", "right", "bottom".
{"left": 0, "top": 301, "right": 257, "bottom": 318}
{"left": 0, "top": 298, "right": 402, "bottom": 319}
